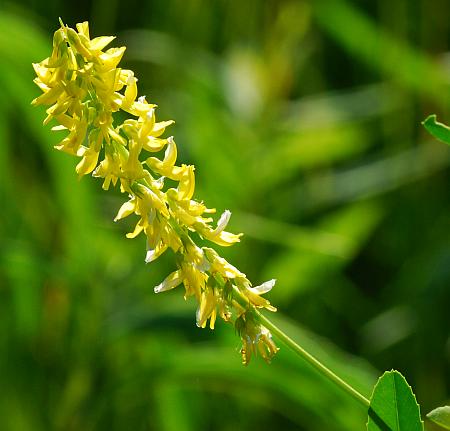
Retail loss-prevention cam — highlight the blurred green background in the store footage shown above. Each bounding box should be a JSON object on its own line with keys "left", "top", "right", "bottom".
{"left": 0, "top": 0, "right": 449, "bottom": 430}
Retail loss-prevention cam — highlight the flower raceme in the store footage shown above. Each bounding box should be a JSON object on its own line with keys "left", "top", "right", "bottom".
{"left": 32, "top": 20, "right": 279, "bottom": 365}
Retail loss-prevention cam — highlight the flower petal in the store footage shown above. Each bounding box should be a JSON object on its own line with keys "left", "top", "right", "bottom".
{"left": 249, "top": 279, "right": 276, "bottom": 295}
{"left": 212, "top": 210, "right": 231, "bottom": 235}
{"left": 154, "top": 270, "right": 183, "bottom": 293}
{"left": 145, "top": 242, "right": 167, "bottom": 263}
{"left": 89, "top": 36, "right": 116, "bottom": 51}
{"left": 114, "top": 198, "right": 136, "bottom": 221}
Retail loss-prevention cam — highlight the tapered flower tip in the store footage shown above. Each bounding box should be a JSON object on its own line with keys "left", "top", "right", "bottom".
{"left": 249, "top": 279, "right": 276, "bottom": 295}
{"left": 154, "top": 270, "right": 183, "bottom": 293}
{"left": 145, "top": 244, "right": 167, "bottom": 264}
{"left": 114, "top": 199, "right": 135, "bottom": 221}
{"left": 216, "top": 210, "right": 231, "bottom": 233}
{"left": 145, "top": 249, "right": 157, "bottom": 263}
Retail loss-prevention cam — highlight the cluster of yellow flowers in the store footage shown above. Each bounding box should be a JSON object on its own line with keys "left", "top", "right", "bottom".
{"left": 32, "top": 21, "right": 278, "bottom": 364}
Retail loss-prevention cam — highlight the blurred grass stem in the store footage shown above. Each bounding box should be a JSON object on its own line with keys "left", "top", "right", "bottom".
{"left": 255, "top": 310, "right": 370, "bottom": 408}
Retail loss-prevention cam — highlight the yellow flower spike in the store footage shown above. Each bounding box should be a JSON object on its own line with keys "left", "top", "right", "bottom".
{"left": 34, "top": 21, "right": 279, "bottom": 365}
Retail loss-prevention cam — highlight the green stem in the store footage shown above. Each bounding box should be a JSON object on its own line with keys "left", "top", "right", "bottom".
{"left": 255, "top": 310, "right": 370, "bottom": 408}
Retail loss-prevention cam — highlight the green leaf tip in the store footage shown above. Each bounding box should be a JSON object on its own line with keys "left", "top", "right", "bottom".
{"left": 427, "top": 406, "right": 450, "bottom": 430}
{"left": 422, "top": 114, "right": 450, "bottom": 145}
{"left": 367, "top": 370, "right": 423, "bottom": 431}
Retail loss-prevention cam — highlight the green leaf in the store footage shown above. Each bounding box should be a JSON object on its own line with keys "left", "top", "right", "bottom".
{"left": 422, "top": 115, "right": 450, "bottom": 145}
{"left": 367, "top": 370, "right": 423, "bottom": 431}
{"left": 427, "top": 406, "right": 450, "bottom": 430}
